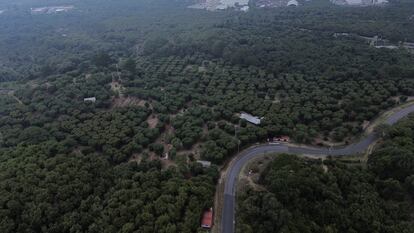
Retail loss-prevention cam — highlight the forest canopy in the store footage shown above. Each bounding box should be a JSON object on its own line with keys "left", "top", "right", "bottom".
{"left": 0, "top": 0, "right": 414, "bottom": 232}
{"left": 0, "top": 143, "right": 218, "bottom": 233}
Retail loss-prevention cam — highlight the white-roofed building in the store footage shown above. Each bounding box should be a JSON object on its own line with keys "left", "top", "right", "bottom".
{"left": 197, "top": 160, "right": 212, "bottom": 168}
{"left": 287, "top": 0, "right": 299, "bottom": 6}
{"left": 84, "top": 97, "right": 96, "bottom": 103}
{"left": 240, "top": 112, "right": 262, "bottom": 125}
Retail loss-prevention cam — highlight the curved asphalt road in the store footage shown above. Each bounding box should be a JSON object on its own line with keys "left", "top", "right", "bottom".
{"left": 221, "top": 104, "right": 414, "bottom": 233}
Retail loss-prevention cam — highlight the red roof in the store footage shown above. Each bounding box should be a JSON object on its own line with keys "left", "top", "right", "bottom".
{"left": 201, "top": 208, "right": 213, "bottom": 229}
{"left": 274, "top": 136, "right": 290, "bottom": 142}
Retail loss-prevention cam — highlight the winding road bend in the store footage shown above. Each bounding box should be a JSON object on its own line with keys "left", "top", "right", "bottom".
{"left": 220, "top": 104, "right": 414, "bottom": 233}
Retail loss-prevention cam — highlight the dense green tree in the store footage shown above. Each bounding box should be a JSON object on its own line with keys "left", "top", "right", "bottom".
{"left": 0, "top": 143, "right": 217, "bottom": 233}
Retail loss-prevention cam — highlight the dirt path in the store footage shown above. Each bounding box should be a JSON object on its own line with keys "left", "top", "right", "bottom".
{"left": 9, "top": 91, "right": 23, "bottom": 105}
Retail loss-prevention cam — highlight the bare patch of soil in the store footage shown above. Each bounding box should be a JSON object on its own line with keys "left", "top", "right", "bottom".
{"left": 110, "top": 81, "right": 124, "bottom": 96}
{"left": 161, "top": 159, "right": 177, "bottom": 169}
{"left": 8, "top": 91, "right": 23, "bottom": 105}
{"left": 129, "top": 153, "right": 142, "bottom": 163}
{"left": 177, "top": 142, "right": 202, "bottom": 160}
{"left": 322, "top": 164, "right": 329, "bottom": 173}
{"left": 198, "top": 66, "right": 207, "bottom": 72}
{"left": 73, "top": 147, "right": 82, "bottom": 155}
{"left": 28, "top": 80, "right": 39, "bottom": 88}
{"left": 240, "top": 175, "right": 267, "bottom": 192}
{"left": 147, "top": 114, "right": 159, "bottom": 129}
{"left": 362, "top": 120, "right": 370, "bottom": 130}
{"left": 112, "top": 96, "right": 151, "bottom": 109}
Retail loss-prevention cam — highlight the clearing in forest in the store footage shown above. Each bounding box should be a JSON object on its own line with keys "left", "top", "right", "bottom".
{"left": 111, "top": 96, "right": 151, "bottom": 109}
{"left": 9, "top": 92, "right": 23, "bottom": 105}
{"left": 110, "top": 80, "right": 125, "bottom": 97}
{"left": 146, "top": 114, "right": 159, "bottom": 129}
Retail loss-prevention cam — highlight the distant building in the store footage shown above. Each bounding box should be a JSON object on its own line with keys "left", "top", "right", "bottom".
{"left": 197, "top": 160, "right": 211, "bottom": 168}
{"left": 331, "top": 0, "right": 388, "bottom": 5}
{"left": 375, "top": 45, "right": 398, "bottom": 49}
{"left": 31, "top": 6, "right": 74, "bottom": 15}
{"left": 333, "top": 32, "right": 350, "bottom": 38}
{"left": 240, "top": 6, "right": 249, "bottom": 12}
{"left": 287, "top": 0, "right": 299, "bottom": 6}
{"left": 403, "top": 42, "right": 414, "bottom": 49}
{"left": 201, "top": 208, "right": 213, "bottom": 229}
{"left": 84, "top": 97, "right": 96, "bottom": 103}
{"left": 373, "top": 0, "right": 388, "bottom": 4}
{"left": 240, "top": 112, "right": 262, "bottom": 125}
{"left": 31, "top": 7, "right": 47, "bottom": 14}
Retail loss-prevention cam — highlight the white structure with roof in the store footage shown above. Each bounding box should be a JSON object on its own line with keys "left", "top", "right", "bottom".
{"left": 240, "top": 112, "right": 262, "bottom": 125}
{"left": 84, "top": 97, "right": 96, "bottom": 103}
{"left": 197, "top": 160, "right": 212, "bottom": 168}
{"left": 240, "top": 6, "right": 249, "bottom": 12}
{"left": 287, "top": 0, "right": 299, "bottom": 6}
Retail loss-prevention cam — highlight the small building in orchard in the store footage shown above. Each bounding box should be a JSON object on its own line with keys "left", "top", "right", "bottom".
{"left": 287, "top": 0, "right": 299, "bottom": 6}
{"left": 240, "top": 112, "right": 262, "bottom": 125}
{"left": 84, "top": 97, "right": 96, "bottom": 103}
{"left": 197, "top": 160, "right": 212, "bottom": 168}
{"left": 201, "top": 208, "right": 213, "bottom": 229}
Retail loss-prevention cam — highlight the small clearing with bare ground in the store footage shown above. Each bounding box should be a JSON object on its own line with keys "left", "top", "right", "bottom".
{"left": 112, "top": 96, "right": 152, "bottom": 109}
{"left": 8, "top": 91, "right": 24, "bottom": 105}
{"left": 111, "top": 80, "right": 125, "bottom": 97}
{"left": 129, "top": 153, "right": 143, "bottom": 163}
{"left": 322, "top": 164, "right": 329, "bottom": 173}
{"left": 242, "top": 155, "right": 273, "bottom": 179}
{"left": 177, "top": 142, "right": 202, "bottom": 159}
{"left": 147, "top": 114, "right": 159, "bottom": 129}
{"left": 110, "top": 78, "right": 153, "bottom": 109}
{"left": 239, "top": 157, "right": 269, "bottom": 192}
{"left": 161, "top": 158, "right": 177, "bottom": 169}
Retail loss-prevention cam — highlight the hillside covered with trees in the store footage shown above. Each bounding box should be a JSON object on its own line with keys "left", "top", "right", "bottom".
{"left": 1, "top": 0, "right": 414, "bottom": 162}
{"left": 0, "top": 0, "right": 414, "bottom": 232}
{"left": 237, "top": 114, "right": 414, "bottom": 233}
{"left": 0, "top": 143, "right": 218, "bottom": 233}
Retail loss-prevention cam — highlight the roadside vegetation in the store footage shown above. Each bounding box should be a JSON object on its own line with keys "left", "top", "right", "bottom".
{"left": 237, "top": 114, "right": 414, "bottom": 233}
